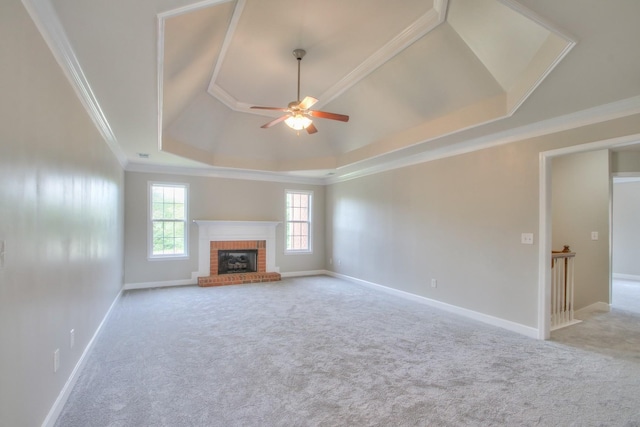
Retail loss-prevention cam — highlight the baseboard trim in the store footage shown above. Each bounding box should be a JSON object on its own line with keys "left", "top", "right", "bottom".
{"left": 42, "top": 287, "right": 123, "bottom": 427}
{"left": 124, "top": 278, "right": 196, "bottom": 290}
{"left": 575, "top": 301, "right": 610, "bottom": 315}
{"left": 327, "top": 272, "right": 539, "bottom": 339}
{"left": 550, "top": 319, "right": 582, "bottom": 331}
{"left": 280, "top": 270, "right": 330, "bottom": 278}
{"left": 613, "top": 273, "right": 640, "bottom": 282}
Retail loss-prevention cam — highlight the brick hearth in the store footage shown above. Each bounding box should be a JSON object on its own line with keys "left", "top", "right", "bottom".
{"left": 198, "top": 272, "right": 282, "bottom": 287}
{"left": 197, "top": 239, "right": 281, "bottom": 287}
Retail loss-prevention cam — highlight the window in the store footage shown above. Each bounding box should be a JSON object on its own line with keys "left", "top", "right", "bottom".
{"left": 149, "top": 182, "right": 188, "bottom": 258}
{"left": 285, "top": 190, "right": 312, "bottom": 253}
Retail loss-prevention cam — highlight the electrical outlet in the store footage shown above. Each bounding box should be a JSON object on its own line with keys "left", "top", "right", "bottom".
{"left": 521, "top": 233, "right": 534, "bottom": 245}
{"left": 53, "top": 349, "right": 60, "bottom": 373}
{"left": 591, "top": 231, "right": 599, "bottom": 241}
{"left": 70, "top": 329, "right": 75, "bottom": 349}
{"left": 337, "top": 259, "right": 342, "bottom": 266}
{"left": 431, "top": 278, "right": 437, "bottom": 288}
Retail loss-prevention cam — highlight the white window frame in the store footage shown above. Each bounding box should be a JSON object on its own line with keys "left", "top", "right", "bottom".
{"left": 285, "top": 189, "right": 313, "bottom": 254}
{"left": 148, "top": 181, "right": 189, "bottom": 260}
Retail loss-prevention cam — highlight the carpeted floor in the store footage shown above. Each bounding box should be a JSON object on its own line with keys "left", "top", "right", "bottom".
{"left": 55, "top": 276, "right": 640, "bottom": 426}
{"left": 612, "top": 279, "right": 640, "bottom": 314}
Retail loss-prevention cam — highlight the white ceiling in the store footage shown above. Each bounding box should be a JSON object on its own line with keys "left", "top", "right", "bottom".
{"left": 26, "top": 0, "right": 640, "bottom": 182}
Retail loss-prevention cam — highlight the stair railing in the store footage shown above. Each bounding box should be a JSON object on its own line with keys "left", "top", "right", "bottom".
{"left": 551, "top": 245, "right": 577, "bottom": 330}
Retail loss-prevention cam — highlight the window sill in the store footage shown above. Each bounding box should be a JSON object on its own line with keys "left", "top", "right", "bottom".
{"left": 284, "top": 250, "right": 313, "bottom": 256}
{"left": 148, "top": 255, "right": 190, "bottom": 261}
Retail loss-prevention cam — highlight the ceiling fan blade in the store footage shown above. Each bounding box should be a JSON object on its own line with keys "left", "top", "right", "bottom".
{"left": 251, "top": 106, "right": 289, "bottom": 112}
{"left": 306, "top": 123, "right": 318, "bottom": 134}
{"left": 260, "top": 114, "right": 289, "bottom": 129}
{"left": 297, "top": 96, "right": 318, "bottom": 110}
{"left": 308, "top": 110, "right": 350, "bottom": 122}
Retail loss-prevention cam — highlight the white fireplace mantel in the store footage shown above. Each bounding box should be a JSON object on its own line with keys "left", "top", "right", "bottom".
{"left": 193, "top": 220, "right": 281, "bottom": 277}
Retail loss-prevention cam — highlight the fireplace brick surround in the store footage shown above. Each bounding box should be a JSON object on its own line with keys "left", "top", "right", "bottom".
{"left": 194, "top": 221, "right": 282, "bottom": 288}
{"left": 198, "top": 240, "right": 281, "bottom": 287}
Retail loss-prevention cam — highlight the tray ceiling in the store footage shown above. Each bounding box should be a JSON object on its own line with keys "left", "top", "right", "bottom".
{"left": 159, "top": 0, "right": 573, "bottom": 173}
{"left": 28, "top": 0, "right": 640, "bottom": 181}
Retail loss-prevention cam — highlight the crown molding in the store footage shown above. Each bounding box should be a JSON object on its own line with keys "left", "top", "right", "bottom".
{"left": 205, "top": 0, "right": 448, "bottom": 114}
{"left": 613, "top": 174, "right": 640, "bottom": 183}
{"left": 21, "top": 0, "right": 127, "bottom": 169}
{"left": 126, "top": 162, "right": 325, "bottom": 185}
{"left": 499, "top": 0, "right": 577, "bottom": 115}
{"left": 315, "top": 5, "right": 447, "bottom": 109}
{"left": 326, "top": 95, "right": 640, "bottom": 184}
{"left": 132, "top": 95, "right": 640, "bottom": 186}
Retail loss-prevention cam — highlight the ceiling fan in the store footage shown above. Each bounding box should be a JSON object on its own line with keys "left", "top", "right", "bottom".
{"left": 250, "top": 49, "right": 349, "bottom": 134}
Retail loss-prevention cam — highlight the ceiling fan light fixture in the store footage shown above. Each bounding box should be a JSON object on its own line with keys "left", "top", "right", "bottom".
{"left": 284, "top": 114, "right": 312, "bottom": 130}
{"left": 251, "top": 48, "right": 348, "bottom": 134}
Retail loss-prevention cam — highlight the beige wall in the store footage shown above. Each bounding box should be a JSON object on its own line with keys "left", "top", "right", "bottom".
{"left": 612, "top": 151, "right": 640, "bottom": 174}
{"left": 613, "top": 181, "right": 640, "bottom": 278}
{"left": 124, "top": 172, "right": 325, "bottom": 285}
{"left": 0, "top": 1, "right": 124, "bottom": 426}
{"left": 326, "top": 114, "right": 640, "bottom": 329}
{"left": 552, "top": 150, "right": 610, "bottom": 309}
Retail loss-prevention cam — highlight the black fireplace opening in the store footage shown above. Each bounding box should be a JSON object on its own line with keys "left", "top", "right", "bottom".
{"left": 218, "top": 249, "right": 258, "bottom": 274}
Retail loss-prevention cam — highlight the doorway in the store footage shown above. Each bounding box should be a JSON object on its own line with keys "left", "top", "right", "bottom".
{"left": 611, "top": 176, "right": 640, "bottom": 314}
{"left": 538, "top": 133, "right": 640, "bottom": 339}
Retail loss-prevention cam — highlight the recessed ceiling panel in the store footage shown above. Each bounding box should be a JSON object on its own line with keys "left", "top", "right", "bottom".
{"left": 213, "top": 0, "right": 436, "bottom": 107}
{"left": 163, "top": 2, "right": 235, "bottom": 126}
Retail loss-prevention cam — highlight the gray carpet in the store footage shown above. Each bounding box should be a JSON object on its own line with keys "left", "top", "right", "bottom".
{"left": 612, "top": 279, "right": 640, "bottom": 314}
{"left": 55, "top": 276, "right": 640, "bottom": 426}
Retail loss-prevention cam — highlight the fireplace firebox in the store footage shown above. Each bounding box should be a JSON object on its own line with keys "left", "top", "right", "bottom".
{"left": 218, "top": 249, "right": 258, "bottom": 275}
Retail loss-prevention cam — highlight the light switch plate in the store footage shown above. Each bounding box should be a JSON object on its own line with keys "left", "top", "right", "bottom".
{"left": 521, "top": 233, "right": 534, "bottom": 245}
{"left": 591, "top": 231, "right": 599, "bottom": 240}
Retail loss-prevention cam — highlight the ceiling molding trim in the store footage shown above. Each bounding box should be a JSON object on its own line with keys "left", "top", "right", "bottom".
{"left": 499, "top": 0, "right": 577, "bottom": 116}
{"left": 326, "top": 95, "right": 640, "bottom": 184}
{"left": 157, "top": 0, "right": 234, "bottom": 19}
{"left": 315, "top": 3, "right": 448, "bottom": 108}
{"left": 498, "top": 0, "right": 577, "bottom": 43}
{"left": 157, "top": 16, "right": 165, "bottom": 151}
{"left": 207, "top": 83, "right": 274, "bottom": 117}
{"left": 126, "top": 162, "right": 325, "bottom": 185}
{"left": 613, "top": 174, "right": 640, "bottom": 183}
{"left": 505, "top": 39, "right": 575, "bottom": 116}
{"left": 206, "top": 0, "right": 247, "bottom": 103}
{"left": 21, "top": 0, "right": 127, "bottom": 168}
{"left": 157, "top": 0, "right": 242, "bottom": 151}
{"left": 206, "top": 0, "right": 448, "bottom": 113}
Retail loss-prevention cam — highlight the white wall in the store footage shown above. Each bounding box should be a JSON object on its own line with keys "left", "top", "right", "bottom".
{"left": 552, "top": 150, "right": 610, "bottom": 309}
{"left": 613, "top": 181, "right": 640, "bottom": 278}
{"left": 0, "top": 1, "right": 124, "bottom": 426}
{"left": 124, "top": 171, "right": 325, "bottom": 286}
{"left": 326, "top": 115, "right": 640, "bottom": 330}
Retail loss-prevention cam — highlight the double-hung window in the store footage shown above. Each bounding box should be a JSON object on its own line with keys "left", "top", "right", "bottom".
{"left": 149, "top": 182, "right": 188, "bottom": 259}
{"left": 285, "top": 190, "right": 312, "bottom": 253}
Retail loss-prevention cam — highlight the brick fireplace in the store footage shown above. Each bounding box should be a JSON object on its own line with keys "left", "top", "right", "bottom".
{"left": 194, "top": 220, "right": 281, "bottom": 287}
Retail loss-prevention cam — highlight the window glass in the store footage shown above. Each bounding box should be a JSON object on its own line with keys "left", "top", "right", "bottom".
{"left": 150, "top": 183, "right": 188, "bottom": 258}
{"left": 286, "top": 190, "right": 312, "bottom": 253}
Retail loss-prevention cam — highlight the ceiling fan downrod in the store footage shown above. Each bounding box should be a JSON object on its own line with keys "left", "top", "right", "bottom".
{"left": 292, "top": 49, "right": 306, "bottom": 104}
